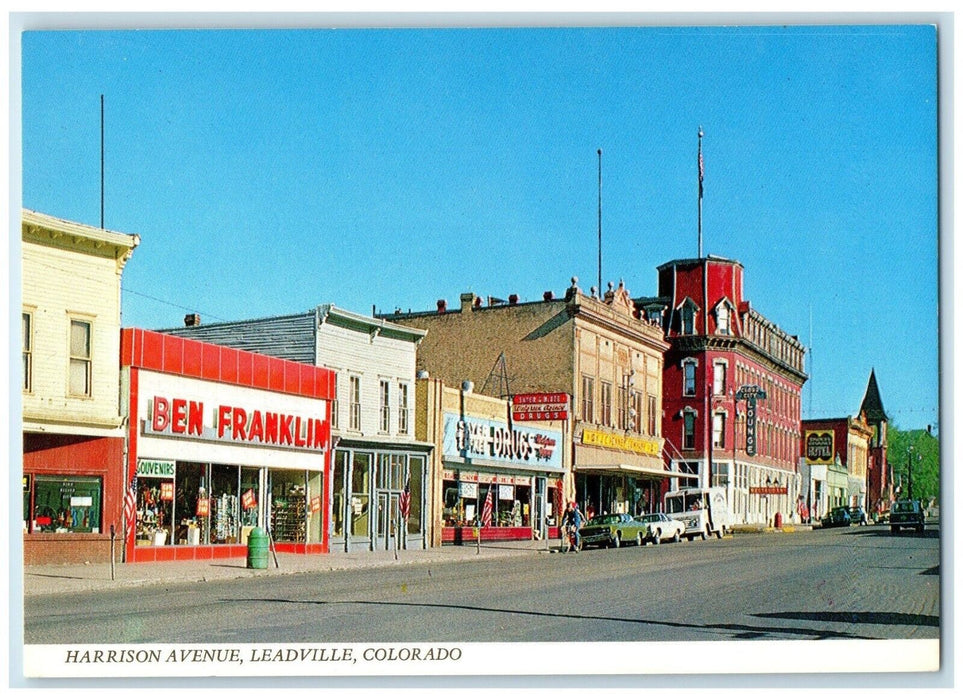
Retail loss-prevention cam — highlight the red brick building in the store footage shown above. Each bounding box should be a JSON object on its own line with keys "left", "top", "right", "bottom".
{"left": 859, "top": 369, "right": 892, "bottom": 517}
{"left": 638, "top": 256, "right": 807, "bottom": 525}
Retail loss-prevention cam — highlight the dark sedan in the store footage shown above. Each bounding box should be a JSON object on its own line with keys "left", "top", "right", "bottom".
{"left": 821, "top": 506, "right": 851, "bottom": 528}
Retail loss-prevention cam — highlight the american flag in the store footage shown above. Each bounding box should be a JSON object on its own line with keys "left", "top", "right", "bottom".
{"left": 124, "top": 477, "right": 137, "bottom": 535}
{"left": 399, "top": 468, "right": 411, "bottom": 521}
{"left": 480, "top": 483, "right": 494, "bottom": 527}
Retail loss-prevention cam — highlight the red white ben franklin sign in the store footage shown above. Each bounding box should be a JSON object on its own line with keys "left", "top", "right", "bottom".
{"left": 511, "top": 393, "right": 569, "bottom": 421}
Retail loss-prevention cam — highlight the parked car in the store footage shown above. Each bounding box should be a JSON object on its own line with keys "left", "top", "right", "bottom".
{"left": 578, "top": 513, "right": 646, "bottom": 549}
{"left": 890, "top": 499, "right": 925, "bottom": 534}
{"left": 848, "top": 506, "right": 869, "bottom": 526}
{"left": 821, "top": 506, "right": 851, "bottom": 528}
{"left": 636, "top": 512, "right": 685, "bottom": 545}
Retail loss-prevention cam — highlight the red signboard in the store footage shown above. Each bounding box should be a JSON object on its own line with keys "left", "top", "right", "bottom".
{"left": 511, "top": 392, "right": 569, "bottom": 421}
{"left": 749, "top": 486, "right": 788, "bottom": 495}
{"left": 160, "top": 482, "right": 174, "bottom": 501}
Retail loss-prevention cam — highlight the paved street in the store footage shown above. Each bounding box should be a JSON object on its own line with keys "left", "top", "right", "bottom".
{"left": 23, "top": 524, "right": 939, "bottom": 645}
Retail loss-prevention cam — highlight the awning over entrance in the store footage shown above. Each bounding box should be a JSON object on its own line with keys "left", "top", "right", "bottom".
{"left": 575, "top": 463, "right": 690, "bottom": 479}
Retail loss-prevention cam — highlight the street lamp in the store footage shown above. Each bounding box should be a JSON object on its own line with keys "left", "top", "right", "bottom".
{"left": 907, "top": 445, "right": 922, "bottom": 501}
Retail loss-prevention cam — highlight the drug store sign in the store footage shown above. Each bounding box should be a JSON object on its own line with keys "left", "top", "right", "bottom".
{"left": 442, "top": 413, "right": 562, "bottom": 470}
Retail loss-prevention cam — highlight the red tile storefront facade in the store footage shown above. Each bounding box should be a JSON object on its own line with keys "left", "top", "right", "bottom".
{"left": 121, "top": 329, "right": 335, "bottom": 562}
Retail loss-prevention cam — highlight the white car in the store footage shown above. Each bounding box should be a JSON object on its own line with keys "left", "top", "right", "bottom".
{"left": 636, "top": 512, "right": 686, "bottom": 545}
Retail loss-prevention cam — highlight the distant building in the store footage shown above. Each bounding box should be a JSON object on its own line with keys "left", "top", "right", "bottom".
{"left": 638, "top": 256, "right": 807, "bottom": 526}
{"left": 381, "top": 278, "right": 673, "bottom": 522}
{"left": 21, "top": 209, "right": 139, "bottom": 564}
{"left": 163, "top": 306, "right": 433, "bottom": 553}
{"left": 801, "top": 415, "right": 874, "bottom": 516}
{"left": 859, "top": 369, "right": 892, "bottom": 515}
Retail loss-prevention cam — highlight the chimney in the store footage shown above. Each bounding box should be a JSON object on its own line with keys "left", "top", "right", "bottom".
{"left": 543, "top": 291, "right": 554, "bottom": 301}
{"left": 509, "top": 294, "right": 519, "bottom": 305}
{"left": 437, "top": 299, "right": 447, "bottom": 313}
{"left": 460, "top": 292, "right": 478, "bottom": 312}
{"left": 184, "top": 313, "right": 201, "bottom": 327}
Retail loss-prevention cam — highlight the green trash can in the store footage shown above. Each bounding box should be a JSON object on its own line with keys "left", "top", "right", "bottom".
{"left": 246, "top": 527, "right": 269, "bottom": 570}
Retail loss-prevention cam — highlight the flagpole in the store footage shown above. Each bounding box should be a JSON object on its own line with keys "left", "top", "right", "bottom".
{"left": 100, "top": 94, "right": 105, "bottom": 229}
{"left": 698, "top": 127, "right": 704, "bottom": 258}
{"left": 597, "top": 148, "right": 603, "bottom": 293}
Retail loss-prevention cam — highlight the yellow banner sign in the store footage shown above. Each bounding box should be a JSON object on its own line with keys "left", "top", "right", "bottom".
{"left": 581, "top": 429, "right": 661, "bottom": 456}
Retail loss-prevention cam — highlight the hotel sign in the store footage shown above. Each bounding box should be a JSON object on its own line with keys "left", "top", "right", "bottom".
{"left": 511, "top": 392, "right": 569, "bottom": 421}
{"left": 805, "top": 430, "right": 835, "bottom": 465}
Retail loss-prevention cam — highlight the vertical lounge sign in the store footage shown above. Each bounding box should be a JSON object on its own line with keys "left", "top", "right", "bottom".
{"left": 736, "top": 384, "right": 767, "bottom": 456}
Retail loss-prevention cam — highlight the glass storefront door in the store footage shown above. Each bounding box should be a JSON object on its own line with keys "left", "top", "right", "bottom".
{"left": 375, "top": 491, "right": 400, "bottom": 551}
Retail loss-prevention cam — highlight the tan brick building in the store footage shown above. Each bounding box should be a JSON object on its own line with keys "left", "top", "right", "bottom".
{"left": 383, "top": 277, "right": 674, "bottom": 521}
{"left": 416, "top": 379, "right": 566, "bottom": 546}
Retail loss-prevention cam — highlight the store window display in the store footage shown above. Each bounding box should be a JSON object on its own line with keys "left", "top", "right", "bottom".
{"left": 441, "top": 475, "right": 532, "bottom": 527}
{"left": 210, "top": 464, "right": 240, "bottom": 544}
{"left": 25, "top": 476, "right": 102, "bottom": 533}
{"left": 137, "top": 475, "right": 174, "bottom": 546}
{"left": 270, "top": 470, "right": 308, "bottom": 543}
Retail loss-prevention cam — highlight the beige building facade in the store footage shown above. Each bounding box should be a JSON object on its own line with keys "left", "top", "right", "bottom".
{"left": 22, "top": 209, "right": 139, "bottom": 564}
{"left": 416, "top": 379, "right": 567, "bottom": 546}
{"left": 384, "top": 277, "right": 673, "bottom": 523}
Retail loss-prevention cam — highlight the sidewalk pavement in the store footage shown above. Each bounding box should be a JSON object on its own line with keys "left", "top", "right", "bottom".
{"left": 21, "top": 538, "right": 560, "bottom": 597}
{"left": 21, "top": 526, "right": 814, "bottom": 598}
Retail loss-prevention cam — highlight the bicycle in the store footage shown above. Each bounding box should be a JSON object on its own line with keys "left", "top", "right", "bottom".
{"left": 563, "top": 523, "right": 582, "bottom": 553}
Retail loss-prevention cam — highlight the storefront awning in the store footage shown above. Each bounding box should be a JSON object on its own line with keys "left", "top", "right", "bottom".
{"left": 334, "top": 434, "right": 435, "bottom": 453}
{"left": 444, "top": 456, "right": 565, "bottom": 474}
{"left": 575, "top": 463, "right": 690, "bottom": 479}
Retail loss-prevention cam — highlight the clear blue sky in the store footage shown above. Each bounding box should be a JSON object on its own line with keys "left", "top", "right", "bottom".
{"left": 18, "top": 23, "right": 940, "bottom": 430}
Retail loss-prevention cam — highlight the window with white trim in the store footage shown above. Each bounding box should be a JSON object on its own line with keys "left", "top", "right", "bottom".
{"left": 713, "top": 361, "right": 727, "bottom": 396}
{"left": 398, "top": 382, "right": 410, "bottom": 435}
{"left": 581, "top": 375, "right": 595, "bottom": 423}
{"left": 600, "top": 381, "right": 612, "bottom": 427}
{"left": 682, "top": 305, "right": 695, "bottom": 335}
{"left": 22, "top": 311, "right": 33, "bottom": 393}
{"left": 68, "top": 318, "right": 92, "bottom": 397}
{"left": 349, "top": 375, "right": 362, "bottom": 431}
{"left": 379, "top": 379, "right": 391, "bottom": 433}
{"left": 683, "top": 409, "right": 697, "bottom": 450}
{"left": 328, "top": 370, "right": 340, "bottom": 429}
{"left": 716, "top": 304, "right": 731, "bottom": 335}
{"left": 683, "top": 360, "right": 697, "bottom": 396}
{"left": 647, "top": 394, "right": 657, "bottom": 436}
{"left": 712, "top": 412, "right": 726, "bottom": 449}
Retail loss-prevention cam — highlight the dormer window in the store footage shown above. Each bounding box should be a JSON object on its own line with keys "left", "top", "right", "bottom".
{"left": 717, "top": 304, "right": 730, "bottom": 335}
{"left": 677, "top": 297, "right": 700, "bottom": 336}
{"left": 682, "top": 305, "right": 695, "bottom": 335}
